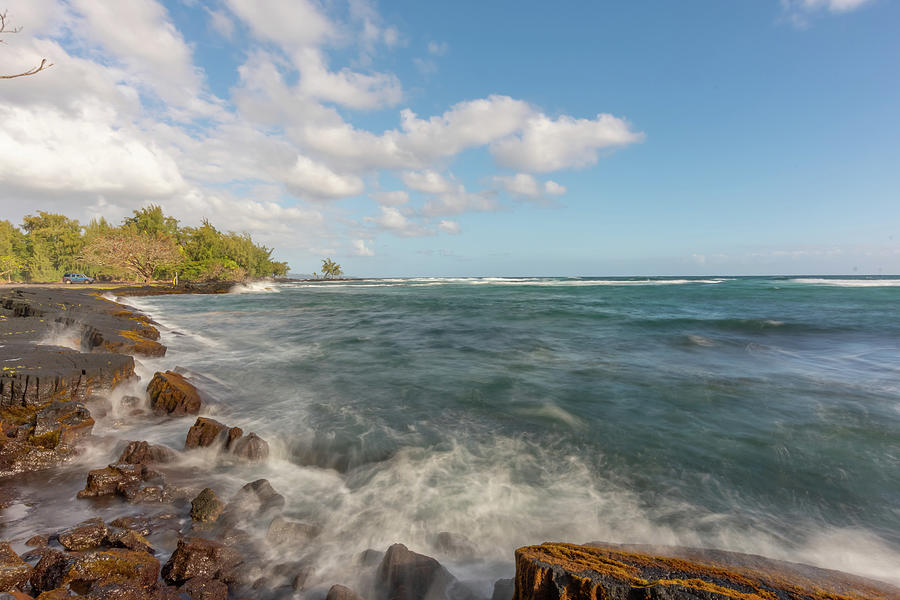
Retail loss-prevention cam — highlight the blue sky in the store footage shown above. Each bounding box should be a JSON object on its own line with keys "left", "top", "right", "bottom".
{"left": 1, "top": 0, "right": 897, "bottom": 276}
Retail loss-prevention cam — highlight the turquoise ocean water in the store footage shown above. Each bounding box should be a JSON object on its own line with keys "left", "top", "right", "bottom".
{"left": 127, "top": 276, "right": 900, "bottom": 588}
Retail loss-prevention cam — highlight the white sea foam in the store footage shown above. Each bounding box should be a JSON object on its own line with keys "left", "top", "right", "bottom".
{"left": 792, "top": 278, "right": 900, "bottom": 287}
{"left": 230, "top": 280, "right": 280, "bottom": 293}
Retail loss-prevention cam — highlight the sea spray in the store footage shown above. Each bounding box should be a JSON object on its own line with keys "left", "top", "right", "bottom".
{"left": 5, "top": 276, "right": 899, "bottom": 589}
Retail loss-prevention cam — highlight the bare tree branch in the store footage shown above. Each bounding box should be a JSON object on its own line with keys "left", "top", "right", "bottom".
{"left": 1, "top": 10, "right": 54, "bottom": 80}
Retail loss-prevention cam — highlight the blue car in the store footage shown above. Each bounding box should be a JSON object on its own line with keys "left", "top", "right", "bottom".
{"left": 62, "top": 273, "right": 94, "bottom": 284}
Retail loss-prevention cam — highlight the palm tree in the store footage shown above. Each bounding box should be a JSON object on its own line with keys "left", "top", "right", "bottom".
{"left": 321, "top": 258, "right": 343, "bottom": 280}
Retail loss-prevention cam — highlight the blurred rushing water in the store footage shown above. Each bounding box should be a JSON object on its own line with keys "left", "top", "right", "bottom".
{"left": 4, "top": 276, "right": 900, "bottom": 591}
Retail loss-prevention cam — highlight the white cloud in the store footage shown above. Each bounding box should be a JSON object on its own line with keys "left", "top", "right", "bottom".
{"left": 70, "top": 0, "right": 218, "bottom": 117}
{"left": 224, "top": 0, "right": 336, "bottom": 49}
{"left": 0, "top": 104, "right": 184, "bottom": 196}
{"left": 427, "top": 41, "right": 448, "bottom": 56}
{"left": 282, "top": 155, "right": 365, "bottom": 199}
{"left": 494, "top": 173, "right": 567, "bottom": 199}
{"left": 352, "top": 239, "right": 375, "bottom": 256}
{"left": 294, "top": 48, "right": 403, "bottom": 110}
{"left": 438, "top": 220, "right": 461, "bottom": 234}
{"left": 491, "top": 113, "right": 644, "bottom": 172}
{"left": 403, "top": 170, "right": 454, "bottom": 194}
{"left": 206, "top": 8, "right": 235, "bottom": 39}
{"left": 373, "top": 190, "right": 409, "bottom": 206}
{"left": 0, "top": 0, "right": 642, "bottom": 266}
{"left": 789, "top": 0, "right": 873, "bottom": 12}
{"left": 422, "top": 188, "right": 498, "bottom": 217}
{"left": 365, "top": 206, "right": 428, "bottom": 237}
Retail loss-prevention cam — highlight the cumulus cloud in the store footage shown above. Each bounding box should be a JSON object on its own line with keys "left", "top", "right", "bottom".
{"left": 224, "top": 0, "right": 336, "bottom": 49}
{"left": 491, "top": 113, "right": 644, "bottom": 172}
{"left": 402, "top": 170, "right": 455, "bottom": 194}
{"left": 365, "top": 206, "right": 428, "bottom": 237}
{"left": 294, "top": 48, "right": 403, "bottom": 110}
{"left": 282, "top": 155, "right": 365, "bottom": 199}
{"left": 373, "top": 190, "right": 410, "bottom": 206}
{"left": 0, "top": 0, "right": 642, "bottom": 263}
{"left": 438, "top": 220, "right": 461, "bottom": 234}
{"left": 494, "top": 174, "right": 566, "bottom": 199}
{"left": 352, "top": 239, "right": 375, "bottom": 256}
{"left": 0, "top": 104, "right": 184, "bottom": 196}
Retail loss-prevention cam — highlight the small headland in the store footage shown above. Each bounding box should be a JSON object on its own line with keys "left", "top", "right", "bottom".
{"left": 1, "top": 285, "right": 898, "bottom": 600}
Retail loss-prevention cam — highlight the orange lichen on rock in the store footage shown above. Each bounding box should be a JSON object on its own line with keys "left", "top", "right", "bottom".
{"left": 147, "top": 371, "right": 202, "bottom": 416}
{"left": 514, "top": 543, "right": 900, "bottom": 600}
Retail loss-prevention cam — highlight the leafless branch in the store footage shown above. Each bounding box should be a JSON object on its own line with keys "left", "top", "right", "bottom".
{"left": 1, "top": 10, "right": 54, "bottom": 80}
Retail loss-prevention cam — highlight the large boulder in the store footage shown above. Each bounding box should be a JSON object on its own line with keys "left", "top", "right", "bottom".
{"left": 229, "top": 433, "right": 269, "bottom": 462}
{"left": 0, "top": 543, "right": 31, "bottom": 592}
{"left": 117, "top": 441, "right": 176, "bottom": 465}
{"left": 57, "top": 518, "right": 108, "bottom": 551}
{"left": 514, "top": 543, "right": 900, "bottom": 600}
{"left": 184, "top": 418, "right": 227, "bottom": 450}
{"left": 161, "top": 538, "right": 242, "bottom": 586}
{"left": 376, "top": 544, "right": 457, "bottom": 600}
{"left": 147, "top": 371, "right": 201, "bottom": 416}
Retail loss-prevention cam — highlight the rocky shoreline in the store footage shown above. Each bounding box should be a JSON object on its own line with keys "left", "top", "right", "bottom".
{"left": 1, "top": 285, "right": 898, "bottom": 600}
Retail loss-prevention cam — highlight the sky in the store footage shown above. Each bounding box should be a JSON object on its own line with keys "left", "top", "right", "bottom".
{"left": 0, "top": 0, "right": 898, "bottom": 277}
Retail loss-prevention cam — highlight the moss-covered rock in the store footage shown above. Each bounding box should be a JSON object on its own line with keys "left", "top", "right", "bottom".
{"left": 63, "top": 548, "right": 160, "bottom": 594}
{"left": 58, "top": 518, "right": 108, "bottom": 551}
{"left": 190, "top": 489, "right": 224, "bottom": 523}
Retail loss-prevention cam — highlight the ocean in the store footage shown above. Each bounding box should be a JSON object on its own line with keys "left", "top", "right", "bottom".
{"left": 11, "top": 276, "right": 900, "bottom": 592}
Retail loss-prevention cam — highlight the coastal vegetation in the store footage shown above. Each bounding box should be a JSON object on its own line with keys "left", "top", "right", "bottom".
{"left": 0, "top": 206, "right": 288, "bottom": 283}
{"left": 320, "top": 258, "right": 343, "bottom": 279}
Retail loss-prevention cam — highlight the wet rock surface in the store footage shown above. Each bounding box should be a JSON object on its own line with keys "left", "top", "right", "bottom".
{"left": 117, "top": 441, "right": 176, "bottom": 465}
{"left": 0, "top": 288, "right": 149, "bottom": 479}
{"left": 514, "top": 543, "right": 900, "bottom": 600}
{"left": 327, "top": 583, "right": 364, "bottom": 600}
{"left": 0, "top": 542, "right": 31, "bottom": 592}
{"left": 184, "top": 417, "right": 270, "bottom": 462}
{"left": 376, "top": 543, "right": 459, "bottom": 600}
{"left": 57, "top": 518, "right": 108, "bottom": 551}
{"left": 190, "top": 489, "right": 224, "bottom": 523}
{"left": 147, "top": 371, "right": 202, "bottom": 416}
{"left": 161, "top": 537, "right": 242, "bottom": 587}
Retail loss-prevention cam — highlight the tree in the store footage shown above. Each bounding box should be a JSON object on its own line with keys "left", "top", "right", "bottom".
{"left": 0, "top": 220, "right": 26, "bottom": 281}
{"left": 21, "top": 212, "right": 84, "bottom": 281}
{"left": 1, "top": 11, "right": 53, "bottom": 79}
{"left": 123, "top": 205, "right": 179, "bottom": 238}
{"left": 81, "top": 229, "right": 181, "bottom": 282}
{"left": 321, "top": 258, "right": 343, "bottom": 280}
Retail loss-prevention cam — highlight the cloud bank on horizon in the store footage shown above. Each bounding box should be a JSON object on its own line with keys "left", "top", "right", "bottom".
{"left": 0, "top": 0, "right": 642, "bottom": 257}
{"left": 0, "top": 0, "right": 889, "bottom": 275}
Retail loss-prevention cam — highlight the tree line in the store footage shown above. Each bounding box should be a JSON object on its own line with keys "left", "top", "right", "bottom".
{"left": 0, "top": 206, "right": 288, "bottom": 283}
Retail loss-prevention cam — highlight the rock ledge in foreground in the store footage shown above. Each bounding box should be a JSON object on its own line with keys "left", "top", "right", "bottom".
{"left": 514, "top": 543, "right": 900, "bottom": 600}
